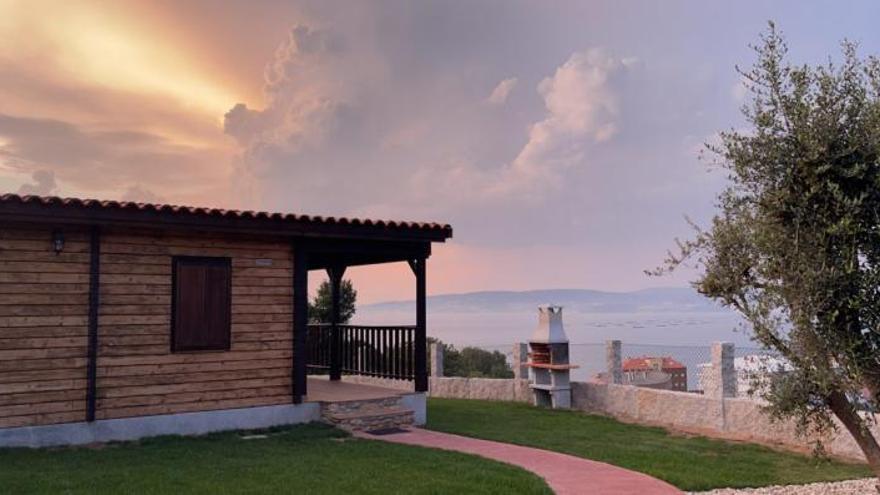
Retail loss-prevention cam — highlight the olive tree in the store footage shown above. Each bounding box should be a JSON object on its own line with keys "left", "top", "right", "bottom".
{"left": 656, "top": 23, "right": 880, "bottom": 479}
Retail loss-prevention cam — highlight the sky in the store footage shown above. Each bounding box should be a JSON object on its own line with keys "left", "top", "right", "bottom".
{"left": 1, "top": 0, "right": 879, "bottom": 303}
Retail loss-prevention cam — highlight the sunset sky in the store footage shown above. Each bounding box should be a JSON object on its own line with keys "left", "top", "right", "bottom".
{"left": 1, "top": 1, "right": 878, "bottom": 303}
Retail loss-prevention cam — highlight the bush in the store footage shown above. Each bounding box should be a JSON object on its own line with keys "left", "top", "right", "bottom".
{"left": 430, "top": 338, "right": 513, "bottom": 378}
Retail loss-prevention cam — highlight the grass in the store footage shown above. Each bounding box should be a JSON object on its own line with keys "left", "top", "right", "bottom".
{"left": 3, "top": 401, "right": 871, "bottom": 493}
{"left": 0, "top": 423, "right": 552, "bottom": 495}
{"left": 427, "top": 398, "right": 872, "bottom": 492}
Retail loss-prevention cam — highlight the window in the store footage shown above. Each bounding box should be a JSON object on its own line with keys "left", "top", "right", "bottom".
{"left": 172, "top": 256, "right": 232, "bottom": 352}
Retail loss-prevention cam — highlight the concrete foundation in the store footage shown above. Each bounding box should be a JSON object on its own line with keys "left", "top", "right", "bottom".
{"left": 0, "top": 402, "right": 322, "bottom": 449}
{"left": 400, "top": 392, "right": 427, "bottom": 425}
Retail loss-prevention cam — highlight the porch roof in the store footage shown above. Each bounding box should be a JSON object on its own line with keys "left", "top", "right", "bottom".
{"left": 0, "top": 193, "right": 452, "bottom": 244}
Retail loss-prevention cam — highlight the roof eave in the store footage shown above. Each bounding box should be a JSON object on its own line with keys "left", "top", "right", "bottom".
{"left": 0, "top": 202, "right": 452, "bottom": 243}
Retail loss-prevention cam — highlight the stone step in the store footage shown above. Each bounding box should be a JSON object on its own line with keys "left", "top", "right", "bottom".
{"left": 321, "top": 396, "right": 404, "bottom": 415}
{"left": 324, "top": 406, "right": 413, "bottom": 422}
{"left": 322, "top": 406, "right": 415, "bottom": 432}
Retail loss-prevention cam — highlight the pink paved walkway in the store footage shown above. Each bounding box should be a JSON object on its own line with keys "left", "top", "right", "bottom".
{"left": 358, "top": 428, "right": 682, "bottom": 495}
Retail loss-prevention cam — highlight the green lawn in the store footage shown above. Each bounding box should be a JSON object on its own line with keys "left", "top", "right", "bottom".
{"left": 0, "top": 423, "right": 551, "bottom": 495}
{"left": 2, "top": 401, "right": 871, "bottom": 493}
{"left": 427, "top": 398, "right": 872, "bottom": 492}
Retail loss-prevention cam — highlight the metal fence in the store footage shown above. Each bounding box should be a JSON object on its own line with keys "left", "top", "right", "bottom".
{"left": 473, "top": 341, "right": 779, "bottom": 393}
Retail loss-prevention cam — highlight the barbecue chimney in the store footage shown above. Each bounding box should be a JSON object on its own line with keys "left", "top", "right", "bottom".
{"left": 528, "top": 306, "right": 577, "bottom": 408}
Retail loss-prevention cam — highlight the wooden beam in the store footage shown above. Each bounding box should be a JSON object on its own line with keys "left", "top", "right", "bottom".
{"left": 292, "top": 246, "right": 309, "bottom": 403}
{"left": 411, "top": 258, "right": 428, "bottom": 392}
{"left": 302, "top": 239, "right": 431, "bottom": 256}
{"left": 327, "top": 264, "right": 346, "bottom": 381}
{"left": 86, "top": 225, "right": 101, "bottom": 422}
{"left": 308, "top": 253, "right": 413, "bottom": 270}
{"left": 305, "top": 239, "right": 431, "bottom": 270}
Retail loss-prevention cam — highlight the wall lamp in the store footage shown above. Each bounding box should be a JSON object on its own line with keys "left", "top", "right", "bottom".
{"left": 52, "top": 230, "right": 65, "bottom": 255}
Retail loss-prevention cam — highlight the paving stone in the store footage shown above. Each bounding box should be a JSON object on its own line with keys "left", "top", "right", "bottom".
{"left": 360, "top": 428, "right": 683, "bottom": 495}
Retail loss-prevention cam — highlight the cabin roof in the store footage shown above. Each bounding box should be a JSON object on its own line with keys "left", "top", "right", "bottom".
{"left": 0, "top": 193, "right": 453, "bottom": 243}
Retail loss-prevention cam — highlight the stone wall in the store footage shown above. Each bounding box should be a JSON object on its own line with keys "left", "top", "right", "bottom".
{"left": 341, "top": 375, "right": 532, "bottom": 403}
{"left": 430, "top": 377, "right": 532, "bottom": 402}
{"left": 571, "top": 381, "right": 878, "bottom": 462}
{"left": 345, "top": 342, "right": 880, "bottom": 461}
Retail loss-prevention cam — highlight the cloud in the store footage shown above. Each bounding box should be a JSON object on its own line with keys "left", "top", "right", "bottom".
{"left": 0, "top": 0, "right": 238, "bottom": 118}
{"left": 0, "top": 0, "right": 830, "bottom": 303}
{"left": 223, "top": 21, "right": 635, "bottom": 221}
{"left": 0, "top": 113, "right": 231, "bottom": 204}
{"left": 223, "top": 24, "right": 363, "bottom": 152}
{"left": 223, "top": 24, "right": 386, "bottom": 211}
{"left": 0, "top": 13, "right": 239, "bottom": 207}
{"left": 225, "top": 20, "right": 504, "bottom": 217}
{"left": 486, "top": 77, "right": 518, "bottom": 105}
{"left": 16, "top": 169, "right": 57, "bottom": 195}
{"left": 492, "top": 49, "right": 630, "bottom": 196}
{"left": 121, "top": 184, "right": 164, "bottom": 204}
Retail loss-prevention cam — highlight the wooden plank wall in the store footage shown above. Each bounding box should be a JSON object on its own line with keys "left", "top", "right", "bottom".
{"left": 96, "top": 229, "right": 293, "bottom": 420}
{"left": 0, "top": 226, "right": 90, "bottom": 428}
{"left": 0, "top": 225, "right": 294, "bottom": 428}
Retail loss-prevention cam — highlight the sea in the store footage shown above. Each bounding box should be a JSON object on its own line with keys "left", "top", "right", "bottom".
{"left": 353, "top": 309, "right": 756, "bottom": 388}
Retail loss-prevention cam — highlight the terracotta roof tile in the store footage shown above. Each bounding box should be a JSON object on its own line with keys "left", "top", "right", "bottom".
{"left": 0, "top": 193, "right": 453, "bottom": 238}
{"left": 622, "top": 356, "right": 687, "bottom": 371}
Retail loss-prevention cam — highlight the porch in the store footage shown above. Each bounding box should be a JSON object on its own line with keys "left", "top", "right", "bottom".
{"left": 305, "top": 376, "right": 408, "bottom": 403}
{"left": 293, "top": 238, "right": 433, "bottom": 404}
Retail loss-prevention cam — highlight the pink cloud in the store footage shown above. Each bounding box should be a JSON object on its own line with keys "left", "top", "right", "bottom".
{"left": 486, "top": 77, "right": 518, "bottom": 105}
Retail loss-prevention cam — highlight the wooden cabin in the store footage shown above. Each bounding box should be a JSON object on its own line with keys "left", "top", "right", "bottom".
{"left": 0, "top": 194, "right": 451, "bottom": 446}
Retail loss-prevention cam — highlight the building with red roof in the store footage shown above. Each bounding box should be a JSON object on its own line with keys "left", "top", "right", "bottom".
{"left": 622, "top": 356, "right": 688, "bottom": 391}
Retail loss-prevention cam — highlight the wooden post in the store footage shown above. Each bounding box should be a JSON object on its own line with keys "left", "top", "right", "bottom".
{"left": 292, "top": 246, "right": 309, "bottom": 403}
{"left": 86, "top": 226, "right": 100, "bottom": 422}
{"left": 409, "top": 258, "right": 428, "bottom": 392}
{"left": 327, "top": 265, "right": 346, "bottom": 381}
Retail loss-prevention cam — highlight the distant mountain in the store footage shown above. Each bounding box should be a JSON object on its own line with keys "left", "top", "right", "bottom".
{"left": 360, "top": 287, "right": 726, "bottom": 314}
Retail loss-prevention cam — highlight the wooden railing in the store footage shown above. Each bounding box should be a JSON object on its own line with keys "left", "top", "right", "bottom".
{"left": 307, "top": 324, "right": 417, "bottom": 381}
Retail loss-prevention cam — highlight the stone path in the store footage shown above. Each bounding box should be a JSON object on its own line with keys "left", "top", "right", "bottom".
{"left": 358, "top": 428, "right": 683, "bottom": 495}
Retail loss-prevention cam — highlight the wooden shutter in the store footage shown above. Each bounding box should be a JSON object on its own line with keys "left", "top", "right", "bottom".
{"left": 172, "top": 257, "right": 231, "bottom": 351}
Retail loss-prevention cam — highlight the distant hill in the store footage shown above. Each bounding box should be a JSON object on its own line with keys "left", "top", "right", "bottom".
{"left": 360, "top": 287, "right": 725, "bottom": 314}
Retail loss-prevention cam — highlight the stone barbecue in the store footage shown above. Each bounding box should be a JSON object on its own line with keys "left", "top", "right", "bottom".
{"left": 527, "top": 306, "right": 578, "bottom": 408}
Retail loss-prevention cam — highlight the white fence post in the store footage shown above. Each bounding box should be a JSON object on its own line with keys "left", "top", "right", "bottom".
{"left": 512, "top": 342, "right": 529, "bottom": 379}
{"left": 606, "top": 340, "right": 622, "bottom": 385}
{"left": 430, "top": 342, "right": 444, "bottom": 377}
{"left": 708, "top": 342, "right": 737, "bottom": 399}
